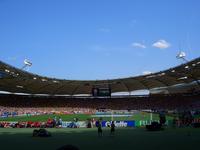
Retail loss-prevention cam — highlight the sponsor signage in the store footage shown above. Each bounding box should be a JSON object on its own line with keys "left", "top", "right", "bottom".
{"left": 62, "top": 121, "right": 87, "bottom": 128}
{"left": 62, "top": 121, "right": 135, "bottom": 128}
{"left": 102, "top": 121, "right": 135, "bottom": 127}
{"left": 62, "top": 121, "right": 72, "bottom": 128}
{"left": 135, "top": 120, "right": 169, "bottom": 126}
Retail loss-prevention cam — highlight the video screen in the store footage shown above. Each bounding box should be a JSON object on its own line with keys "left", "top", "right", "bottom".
{"left": 92, "top": 88, "right": 111, "bottom": 97}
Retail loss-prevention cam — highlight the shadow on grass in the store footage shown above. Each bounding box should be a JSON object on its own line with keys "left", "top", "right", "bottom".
{"left": 0, "top": 128, "right": 200, "bottom": 150}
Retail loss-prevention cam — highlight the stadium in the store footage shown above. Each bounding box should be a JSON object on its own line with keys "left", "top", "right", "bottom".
{"left": 1, "top": 55, "right": 200, "bottom": 150}
{"left": 1, "top": 1, "right": 200, "bottom": 150}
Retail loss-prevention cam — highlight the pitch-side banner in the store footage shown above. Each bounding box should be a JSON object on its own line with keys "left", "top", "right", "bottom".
{"left": 101, "top": 121, "right": 135, "bottom": 127}
{"left": 62, "top": 121, "right": 87, "bottom": 128}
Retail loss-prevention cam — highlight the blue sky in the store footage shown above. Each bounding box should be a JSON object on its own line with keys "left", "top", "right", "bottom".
{"left": 0, "top": 0, "right": 200, "bottom": 80}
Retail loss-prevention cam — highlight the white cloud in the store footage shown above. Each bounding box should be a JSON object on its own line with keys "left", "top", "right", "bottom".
{"left": 143, "top": 71, "right": 152, "bottom": 75}
{"left": 98, "top": 28, "right": 110, "bottom": 33}
{"left": 152, "top": 40, "right": 171, "bottom": 49}
{"left": 132, "top": 42, "right": 146, "bottom": 49}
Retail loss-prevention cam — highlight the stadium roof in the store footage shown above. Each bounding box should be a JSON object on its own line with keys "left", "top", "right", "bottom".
{"left": 0, "top": 57, "right": 200, "bottom": 96}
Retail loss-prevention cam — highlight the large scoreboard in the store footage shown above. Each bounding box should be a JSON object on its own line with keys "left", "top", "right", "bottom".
{"left": 92, "top": 87, "right": 111, "bottom": 97}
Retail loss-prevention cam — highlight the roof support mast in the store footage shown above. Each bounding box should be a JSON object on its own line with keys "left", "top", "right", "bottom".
{"left": 176, "top": 51, "right": 200, "bottom": 88}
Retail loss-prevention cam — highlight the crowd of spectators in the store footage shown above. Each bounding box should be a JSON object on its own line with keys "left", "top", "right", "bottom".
{"left": 0, "top": 106, "right": 95, "bottom": 118}
{"left": 0, "top": 94, "right": 200, "bottom": 118}
{"left": 0, "top": 116, "right": 63, "bottom": 128}
{"left": 0, "top": 94, "right": 200, "bottom": 128}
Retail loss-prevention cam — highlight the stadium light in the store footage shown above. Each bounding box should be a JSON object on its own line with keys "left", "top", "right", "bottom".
{"left": 176, "top": 51, "right": 188, "bottom": 62}
{"left": 21, "top": 59, "right": 32, "bottom": 70}
{"left": 176, "top": 51, "right": 200, "bottom": 87}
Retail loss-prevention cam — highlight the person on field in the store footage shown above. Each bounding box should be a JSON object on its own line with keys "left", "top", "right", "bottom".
{"left": 97, "top": 120, "right": 103, "bottom": 137}
{"left": 110, "top": 121, "right": 115, "bottom": 136}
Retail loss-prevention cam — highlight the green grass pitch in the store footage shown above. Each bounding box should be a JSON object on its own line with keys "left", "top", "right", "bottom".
{"left": 0, "top": 112, "right": 173, "bottom": 122}
{"left": 0, "top": 112, "right": 199, "bottom": 150}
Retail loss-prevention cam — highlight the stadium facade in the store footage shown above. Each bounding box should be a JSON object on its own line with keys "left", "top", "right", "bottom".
{"left": 0, "top": 57, "right": 200, "bottom": 97}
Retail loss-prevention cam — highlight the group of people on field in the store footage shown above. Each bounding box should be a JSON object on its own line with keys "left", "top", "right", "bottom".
{"left": 96, "top": 120, "right": 115, "bottom": 137}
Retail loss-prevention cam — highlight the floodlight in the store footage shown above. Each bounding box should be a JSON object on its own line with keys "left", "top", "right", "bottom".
{"left": 21, "top": 59, "right": 32, "bottom": 70}
{"left": 24, "top": 59, "right": 32, "bottom": 66}
{"left": 176, "top": 51, "right": 188, "bottom": 62}
{"left": 176, "top": 51, "right": 186, "bottom": 59}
